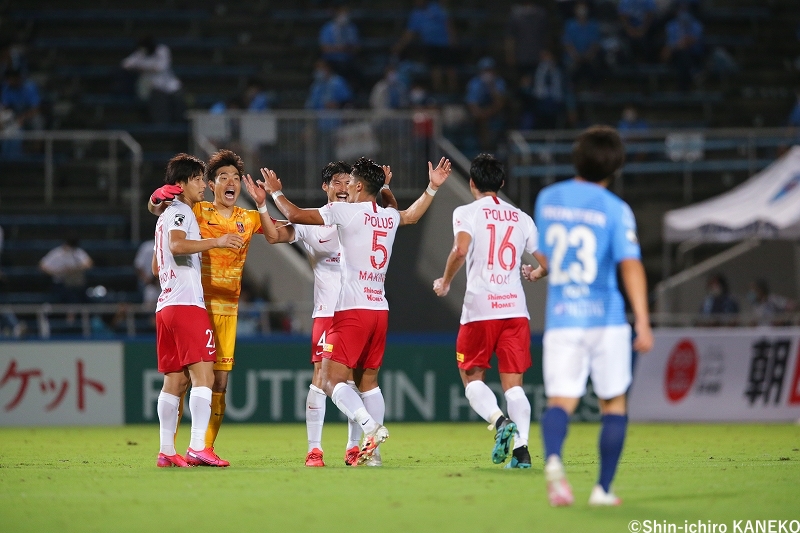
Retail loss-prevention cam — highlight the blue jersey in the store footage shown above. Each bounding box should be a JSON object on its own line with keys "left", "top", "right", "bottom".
{"left": 535, "top": 179, "right": 640, "bottom": 329}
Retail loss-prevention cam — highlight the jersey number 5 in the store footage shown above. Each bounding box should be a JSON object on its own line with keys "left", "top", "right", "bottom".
{"left": 545, "top": 223, "right": 597, "bottom": 285}
{"left": 371, "top": 230, "right": 388, "bottom": 269}
{"left": 486, "top": 224, "right": 516, "bottom": 271}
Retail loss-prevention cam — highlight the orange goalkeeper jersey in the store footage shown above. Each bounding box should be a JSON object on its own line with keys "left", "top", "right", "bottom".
{"left": 192, "top": 201, "right": 262, "bottom": 316}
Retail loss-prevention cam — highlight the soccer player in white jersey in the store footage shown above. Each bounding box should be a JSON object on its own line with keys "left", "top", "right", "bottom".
{"left": 254, "top": 161, "right": 398, "bottom": 467}
{"left": 432, "top": 154, "right": 548, "bottom": 469}
{"left": 259, "top": 156, "right": 451, "bottom": 465}
{"left": 152, "top": 153, "right": 244, "bottom": 467}
{"left": 532, "top": 126, "right": 653, "bottom": 506}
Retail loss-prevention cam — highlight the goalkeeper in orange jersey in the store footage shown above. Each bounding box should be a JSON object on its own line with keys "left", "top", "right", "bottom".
{"left": 148, "top": 149, "right": 278, "bottom": 465}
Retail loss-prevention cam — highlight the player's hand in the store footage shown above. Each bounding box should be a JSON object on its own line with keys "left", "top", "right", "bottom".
{"left": 633, "top": 320, "right": 654, "bottom": 353}
{"left": 432, "top": 278, "right": 450, "bottom": 297}
{"left": 428, "top": 157, "right": 452, "bottom": 190}
{"left": 150, "top": 184, "right": 182, "bottom": 205}
{"left": 243, "top": 174, "right": 267, "bottom": 209}
{"left": 216, "top": 233, "right": 245, "bottom": 249}
{"left": 382, "top": 165, "right": 393, "bottom": 186}
{"left": 259, "top": 167, "right": 282, "bottom": 195}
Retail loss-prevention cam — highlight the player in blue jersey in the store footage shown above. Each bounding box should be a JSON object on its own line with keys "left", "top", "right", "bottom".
{"left": 529, "top": 125, "right": 653, "bottom": 506}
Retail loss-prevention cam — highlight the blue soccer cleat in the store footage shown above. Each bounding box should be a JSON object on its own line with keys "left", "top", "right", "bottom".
{"left": 504, "top": 445, "right": 532, "bottom": 469}
{"left": 492, "top": 418, "right": 517, "bottom": 464}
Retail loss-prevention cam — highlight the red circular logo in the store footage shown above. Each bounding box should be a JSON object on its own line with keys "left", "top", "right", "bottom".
{"left": 664, "top": 339, "right": 698, "bottom": 403}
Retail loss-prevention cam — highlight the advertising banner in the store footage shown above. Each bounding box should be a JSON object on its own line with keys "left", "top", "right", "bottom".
{"left": 0, "top": 342, "right": 124, "bottom": 426}
{"left": 629, "top": 329, "right": 800, "bottom": 421}
{"left": 125, "top": 334, "right": 601, "bottom": 424}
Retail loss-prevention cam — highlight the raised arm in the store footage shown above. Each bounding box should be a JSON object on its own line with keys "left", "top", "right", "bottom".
{"left": 399, "top": 157, "right": 452, "bottom": 226}
{"left": 380, "top": 164, "right": 398, "bottom": 210}
{"left": 433, "top": 231, "right": 471, "bottom": 297}
{"left": 259, "top": 168, "right": 325, "bottom": 226}
{"left": 147, "top": 184, "right": 182, "bottom": 216}
{"left": 242, "top": 173, "right": 297, "bottom": 244}
{"left": 620, "top": 258, "right": 653, "bottom": 353}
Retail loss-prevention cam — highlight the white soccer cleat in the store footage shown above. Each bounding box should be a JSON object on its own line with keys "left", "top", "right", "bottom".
{"left": 588, "top": 485, "right": 622, "bottom": 506}
{"left": 544, "top": 455, "right": 574, "bottom": 507}
{"left": 365, "top": 449, "right": 382, "bottom": 467}
{"left": 354, "top": 425, "right": 389, "bottom": 466}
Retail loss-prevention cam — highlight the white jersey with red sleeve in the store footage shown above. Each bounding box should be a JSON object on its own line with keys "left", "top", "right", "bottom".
{"left": 291, "top": 223, "right": 341, "bottom": 318}
{"left": 318, "top": 201, "right": 400, "bottom": 311}
{"left": 154, "top": 198, "right": 206, "bottom": 312}
{"left": 454, "top": 195, "right": 538, "bottom": 324}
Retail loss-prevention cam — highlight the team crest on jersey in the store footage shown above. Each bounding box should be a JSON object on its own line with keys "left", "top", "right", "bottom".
{"left": 236, "top": 221, "right": 245, "bottom": 233}
{"left": 626, "top": 229, "right": 638, "bottom": 244}
{"left": 173, "top": 213, "right": 185, "bottom": 227}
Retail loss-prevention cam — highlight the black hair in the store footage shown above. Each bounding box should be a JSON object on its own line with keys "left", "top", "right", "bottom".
{"left": 206, "top": 149, "right": 244, "bottom": 181}
{"left": 321, "top": 161, "right": 352, "bottom": 185}
{"left": 469, "top": 153, "right": 505, "bottom": 193}
{"left": 164, "top": 153, "right": 206, "bottom": 185}
{"left": 572, "top": 125, "right": 625, "bottom": 183}
{"left": 708, "top": 272, "right": 730, "bottom": 294}
{"left": 351, "top": 157, "right": 385, "bottom": 196}
{"left": 138, "top": 36, "right": 156, "bottom": 55}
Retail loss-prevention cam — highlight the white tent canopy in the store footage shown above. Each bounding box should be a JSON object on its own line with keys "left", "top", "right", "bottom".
{"left": 663, "top": 145, "right": 800, "bottom": 243}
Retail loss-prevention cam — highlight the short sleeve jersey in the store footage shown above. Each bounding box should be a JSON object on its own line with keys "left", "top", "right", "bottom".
{"left": 319, "top": 202, "right": 400, "bottom": 312}
{"left": 534, "top": 179, "right": 641, "bottom": 329}
{"left": 192, "top": 202, "right": 262, "bottom": 316}
{"left": 292, "top": 224, "right": 341, "bottom": 318}
{"left": 453, "top": 196, "right": 538, "bottom": 324}
{"left": 154, "top": 199, "right": 205, "bottom": 311}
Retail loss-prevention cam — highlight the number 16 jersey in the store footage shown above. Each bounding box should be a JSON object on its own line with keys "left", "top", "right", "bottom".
{"left": 453, "top": 195, "right": 538, "bottom": 324}
{"left": 534, "top": 179, "right": 641, "bottom": 330}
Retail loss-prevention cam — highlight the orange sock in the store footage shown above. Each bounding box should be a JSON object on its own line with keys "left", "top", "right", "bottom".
{"left": 174, "top": 389, "right": 188, "bottom": 446}
{"left": 205, "top": 391, "right": 226, "bottom": 448}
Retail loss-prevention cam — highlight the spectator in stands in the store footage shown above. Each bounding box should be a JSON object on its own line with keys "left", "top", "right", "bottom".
{"left": 39, "top": 236, "right": 93, "bottom": 305}
{"left": 370, "top": 63, "right": 410, "bottom": 110}
{"left": 787, "top": 89, "right": 800, "bottom": 128}
{"left": 243, "top": 78, "right": 271, "bottom": 112}
{"left": 465, "top": 57, "right": 506, "bottom": 150}
{"left": 134, "top": 239, "right": 160, "bottom": 305}
{"left": 617, "top": 105, "right": 649, "bottom": 135}
{"left": 1, "top": 67, "right": 44, "bottom": 156}
{"left": 700, "top": 273, "right": 738, "bottom": 315}
{"left": 562, "top": 1, "right": 601, "bottom": 89}
{"left": 504, "top": 1, "right": 550, "bottom": 78}
{"left": 662, "top": 1, "right": 704, "bottom": 91}
{"left": 747, "top": 279, "right": 795, "bottom": 326}
{"left": 517, "top": 50, "right": 565, "bottom": 130}
{"left": 393, "top": 0, "right": 458, "bottom": 93}
{"left": 618, "top": 0, "right": 658, "bottom": 64}
{"left": 0, "top": 40, "right": 29, "bottom": 79}
{"left": 319, "top": 5, "right": 363, "bottom": 90}
{"left": 121, "top": 36, "right": 184, "bottom": 123}
{"left": 305, "top": 59, "right": 353, "bottom": 110}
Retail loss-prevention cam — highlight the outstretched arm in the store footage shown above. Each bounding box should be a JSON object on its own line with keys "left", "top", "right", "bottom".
{"left": 620, "top": 258, "right": 653, "bottom": 353}
{"left": 259, "top": 168, "right": 325, "bottom": 226}
{"left": 399, "top": 157, "right": 452, "bottom": 226}
{"left": 147, "top": 184, "right": 182, "bottom": 216}
{"left": 432, "top": 231, "right": 471, "bottom": 297}
{"left": 168, "top": 229, "right": 244, "bottom": 256}
{"left": 380, "top": 165, "right": 398, "bottom": 210}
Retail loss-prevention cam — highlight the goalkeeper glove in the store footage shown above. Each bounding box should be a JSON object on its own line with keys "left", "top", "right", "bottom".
{"left": 150, "top": 184, "right": 183, "bottom": 205}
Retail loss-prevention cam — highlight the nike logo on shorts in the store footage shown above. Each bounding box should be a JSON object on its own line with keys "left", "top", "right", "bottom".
{"left": 319, "top": 239, "right": 332, "bottom": 243}
{"left": 208, "top": 350, "right": 216, "bottom": 355}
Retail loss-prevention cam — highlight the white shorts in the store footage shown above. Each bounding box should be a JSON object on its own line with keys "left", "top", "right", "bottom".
{"left": 542, "top": 324, "right": 632, "bottom": 400}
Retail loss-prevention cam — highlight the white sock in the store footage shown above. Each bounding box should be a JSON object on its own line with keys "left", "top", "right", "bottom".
{"left": 505, "top": 386, "right": 531, "bottom": 449}
{"left": 464, "top": 380, "right": 503, "bottom": 425}
{"left": 361, "top": 387, "right": 386, "bottom": 454}
{"left": 188, "top": 386, "right": 212, "bottom": 451}
{"left": 306, "top": 384, "right": 326, "bottom": 452}
{"left": 157, "top": 391, "right": 180, "bottom": 455}
{"left": 331, "top": 382, "right": 377, "bottom": 434}
{"left": 346, "top": 381, "right": 362, "bottom": 449}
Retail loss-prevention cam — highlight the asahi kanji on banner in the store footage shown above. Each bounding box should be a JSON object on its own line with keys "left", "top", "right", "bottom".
{"left": 629, "top": 329, "right": 800, "bottom": 421}
{"left": 0, "top": 342, "right": 124, "bottom": 426}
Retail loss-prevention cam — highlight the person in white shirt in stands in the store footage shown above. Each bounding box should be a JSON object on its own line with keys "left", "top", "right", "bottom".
{"left": 39, "top": 235, "right": 93, "bottom": 304}
{"left": 259, "top": 156, "right": 451, "bottom": 466}
{"left": 121, "top": 36, "right": 184, "bottom": 124}
{"left": 151, "top": 153, "right": 243, "bottom": 468}
{"left": 433, "top": 153, "right": 548, "bottom": 469}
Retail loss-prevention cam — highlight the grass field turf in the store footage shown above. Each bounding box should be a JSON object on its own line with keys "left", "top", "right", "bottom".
{"left": 1, "top": 423, "right": 798, "bottom": 533}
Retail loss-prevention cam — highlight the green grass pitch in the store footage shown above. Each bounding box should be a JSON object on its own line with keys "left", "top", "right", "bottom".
{"left": 1, "top": 423, "right": 798, "bottom": 533}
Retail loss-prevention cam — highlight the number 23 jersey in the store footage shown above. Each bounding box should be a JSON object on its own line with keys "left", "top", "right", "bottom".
{"left": 454, "top": 195, "right": 538, "bottom": 324}
{"left": 319, "top": 201, "right": 400, "bottom": 312}
{"left": 534, "top": 179, "right": 641, "bottom": 329}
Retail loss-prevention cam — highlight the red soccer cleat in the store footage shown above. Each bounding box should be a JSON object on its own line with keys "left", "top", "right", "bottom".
{"left": 185, "top": 447, "right": 230, "bottom": 467}
{"left": 344, "top": 446, "right": 360, "bottom": 466}
{"left": 354, "top": 425, "right": 389, "bottom": 467}
{"left": 157, "top": 453, "right": 190, "bottom": 468}
{"left": 305, "top": 448, "right": 325, "bottom": 467}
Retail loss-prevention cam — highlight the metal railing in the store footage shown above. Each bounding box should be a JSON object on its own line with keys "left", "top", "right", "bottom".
{"left": 507, "top": 127, "right": 799, "bottom": 212}
{"left": 188, "top": 110, "right": 441, "bottom": 201}
{"left": 0, "top": 301, "right": 311, "bottom": 340}
{"left": 0, "top": 130, "right": 143, "bottom": 242}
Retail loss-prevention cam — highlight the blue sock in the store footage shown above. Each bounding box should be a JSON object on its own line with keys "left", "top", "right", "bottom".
{"left": 541, "top": 406, "right": 569, "bottom": 460}
{"left": 598, "top": 414, "right": 628, "bottom": 493}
